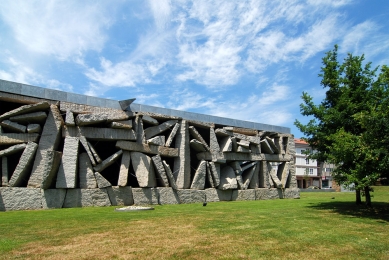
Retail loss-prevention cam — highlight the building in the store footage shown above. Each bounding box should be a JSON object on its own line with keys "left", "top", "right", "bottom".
{"left": 294, "top": 138, "right": 321, "bottom": 188}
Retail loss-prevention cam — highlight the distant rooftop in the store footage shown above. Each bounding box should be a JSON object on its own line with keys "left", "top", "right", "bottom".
{"left": 0, "top": 79, "right": 291, "bottom": 134}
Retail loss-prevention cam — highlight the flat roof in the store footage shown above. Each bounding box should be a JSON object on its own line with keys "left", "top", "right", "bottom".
{"left": 0, "top": 79, "right": 291, "bottom": 134}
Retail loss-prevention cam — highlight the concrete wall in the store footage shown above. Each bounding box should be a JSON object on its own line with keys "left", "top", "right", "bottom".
{"left": 0, "top": 80, "right": 298, "bottom": 211}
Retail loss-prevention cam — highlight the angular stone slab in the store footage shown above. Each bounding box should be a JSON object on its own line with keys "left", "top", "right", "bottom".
{"left": 64, "top": 126, "right": 136, "bottom": 141}
{"left": 268, "top": 162, "right": 282, "bottom": 188}
{"left": 176, "top": 189, "right": 205, "bottom": 204}
{"left": 260, "top": 139, "right": 274, "bottom": 154}
{"left": 232, "top": 133, "right": 261, "bottom": 145}
{"left": 79, "top": 136, "right": 97, "bottom": 166}
{"left": 116, "top": 140, "right": 178, "bottom": 157}
{"left": 94, "top": 172, "right": 112, "bottom": 188}
{"left": 142, "top": 115, "right": 159, "bottom": 125}
{"left": 65, "top": 110, "right": 76, "bottom": 126}
{"left": 119, "top": 98, "right": 136, "bottom": 111}
{"left": 0, "top": 143, "right": 26, "bottom": 157}
{"left": 144, "top": 120, "right": 178, "bottom": 139}
{"left": 278, "top": 162, "right": 290, "bottom": 188}
{"left": 248, "top": 162, "right": 260, "bottom": 189}
{"left": 232, "top": 189, "right": 256, "bottom": 201}
{"left": 266, "top": 137, "right": 279, "bottom": 154}
{"left": 190, "top": 139, "right": 207, "bottom": 152}
{"left": 41, "top": 188, "right": 66, "bottom": 209}
{"left": 224, "top": 126, "right": 257, "bottom": 136}
{"left": 250, "top": 143, "right": 261, "bottom": 154}
{"left": 241, "top": 164, "right": 256, "bottom": 190}
{"left": 87, "top": 141, "right": 102, "bottom": 164}
{"left": 9, "top": 111, "right": 47, "bottom": 124}
{"left": 27, "top": 124, "right": 41, "bottom": 133}
{"left": 196, "top": 152, "right": 293, "bottom": 162}
{"left": 187, "top": 120, "right": 214, "bottom": 129}
{"left": 147, "top": 136, "right": 165, "bottom": 146}
{"left": 157, "top": 187, "right": 180, "bottom": 204}
{"left": 134, "top": 116, "right": 145, "bottom": 144}
{"left": 55, "top": 137, "right": 79, "bottom": 188}
{"left": 0, "top": 120, "right": 26, "bottom": 133}
{"left": 79, "top": 153, "right": 98, "bottom": 189}
{"left": 215, "top": 128, "right": 233, "bottom": 136}
{"left": 60, "top": 101, "right": 129, "bottom": 117}
{"left": 218, "top": 165, "right": 237, "bottom": 190}
{"left": 118, "top": 151, "right": 131, "bottom": 186}
{"left": 255, "top": 188, "right": 280, "bottom": 200}
{"left": 190, "top": 160, "right": 206, "bottom": 190}
{"left": 93, "top": 150, "right": 123, "bottom": 172}
{"left": 189, "top": 126, "right": 210, "bottom": 151}
{"left": 219, "top": 137, "right": 232, "bottom": 152}
{"left": 0, "top": 133, "right": 39, "bottom": 145}
{"left": 131, "top": 152, "right": 157, "bottom": 187}
{"left": 2, "top": 157, "right": 8, "bottom": 186}
{"left": 132, "top": 187, "right": 159, "bottom": 205}
{"left": 162, "top": 160, "right": 178, "bottom": 190}
{"left": 110, "top": 120, "right": 132, "bottom": 129}
{"left": 209, "top": 128, "right": 220, "bottom": 153}
{"left": 29, "top": 150, "right": 62, "bottom": 189}
{"left": 283, "top": 188, "right": 300, "bottom": 199}
{"left": 138, "top": 111, "right": 181, "bottom": 121}
{"left": 29, "top": 106, "right": 64, "bottom": 188}
{"left": 287, "top": 161, "right": 298, "bottom": 188}
{"left": 63, "top": 188, "right": 111, "bottom": 208}
{"left": 165, "top": 123, "right": 179, "bottom": 147}
{"left": 237, "top": 140, "right": 250, "bottom": 148}
{"left": 237, "top": 146, "right": 251, "bottom": 153}
{"left": 0, "top": 101, "right": 50, "bottom": 121}
{"left": 208, "top": 162, "right": 220, "bottom": 187}
{"left": 39, "top": 105, "right": 64, "bottom": 151}
{"left": 173, "top": 120, "right": 191, "bottom": 189}
{"left": 231, "top": 137, "right": 238, "bottom": 152}
{"left": 0, "top": 187, "right": 42, "bottom": 211}
{"left": 151, "top": 155, "right": 169, "bottom": 187}
{"left": 259, "top": 161, "right": 271, "bottom": 188}
{"left": 106, "top": 186, "right": 134, "bottom": 206}
{"left": 9, "top": 142, "right": 38, "bottom": 187}
{"left": 76, "top": 112, "right": 129, "bottom": 126}
{"left": 206, "top": 162, "right": 215, "bottom": 188}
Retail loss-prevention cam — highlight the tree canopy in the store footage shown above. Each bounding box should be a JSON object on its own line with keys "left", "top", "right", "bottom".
{"left": 295, "top": 45, "right": 389, "bottom": 206}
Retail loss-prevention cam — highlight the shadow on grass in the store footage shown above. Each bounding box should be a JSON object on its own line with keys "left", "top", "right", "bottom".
{"left": 307, "top": 201, "right": 389, "bottom": 222}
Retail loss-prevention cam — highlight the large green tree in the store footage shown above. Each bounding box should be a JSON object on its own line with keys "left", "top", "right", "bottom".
{"left": 295, "top": 45, "right": 389, "bottom": 206}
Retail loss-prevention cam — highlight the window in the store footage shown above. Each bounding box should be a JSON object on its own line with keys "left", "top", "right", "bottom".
{"left": 326, "top": 168, "right": 333, "bottom": 172}
{"left": 306, "top": 158, "right": 310, "bottom": 165}
{"left": 309, "top": 168, "right": 314, "bottom": 175}
{"left": 301, "top": 149, "right": 305, "bottom": 155}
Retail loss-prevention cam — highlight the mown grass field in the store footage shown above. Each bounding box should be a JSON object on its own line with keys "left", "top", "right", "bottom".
{"left": 0, "top": 187, "right": 388, "bottom": 260}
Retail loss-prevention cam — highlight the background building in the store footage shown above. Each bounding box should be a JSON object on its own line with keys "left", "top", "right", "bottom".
{"left": 294, "top": 138, "right": 321, "bottom": 188}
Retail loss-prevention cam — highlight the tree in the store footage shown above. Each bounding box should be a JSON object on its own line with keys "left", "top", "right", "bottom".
{"left": 295, "top": 45, "right": 389, "bottom": 206}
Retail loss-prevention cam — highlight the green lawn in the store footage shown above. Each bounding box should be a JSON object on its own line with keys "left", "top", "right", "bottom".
{"left": 0, "top": 187, "right": 388, "bottom": 259}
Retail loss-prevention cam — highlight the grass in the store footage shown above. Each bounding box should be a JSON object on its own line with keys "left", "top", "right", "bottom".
{"left": 0, "top": 186, "right": 388, "bottom": 260}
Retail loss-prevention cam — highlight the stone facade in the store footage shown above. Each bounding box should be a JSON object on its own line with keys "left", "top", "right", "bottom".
{"left": 0, "top": 80, "right": 299, "bottom": 211}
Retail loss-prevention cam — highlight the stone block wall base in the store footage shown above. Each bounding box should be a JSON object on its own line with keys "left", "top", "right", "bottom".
{"left": 0, "top": 187, "right": 300, "bottom": 211}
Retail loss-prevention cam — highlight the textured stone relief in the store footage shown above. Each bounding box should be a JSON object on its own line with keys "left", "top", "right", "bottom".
{"left": 0, "top": 95, "right": 299, "bottom": 211}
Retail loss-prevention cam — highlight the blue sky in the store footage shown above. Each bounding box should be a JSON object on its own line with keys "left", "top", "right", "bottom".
{"left": 0, "top": 0, "right": 388, "bottom": 137}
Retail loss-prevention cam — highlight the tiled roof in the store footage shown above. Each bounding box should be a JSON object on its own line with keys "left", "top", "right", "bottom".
{"left": 294, "top": 138, "right": 308, "bottom": 145}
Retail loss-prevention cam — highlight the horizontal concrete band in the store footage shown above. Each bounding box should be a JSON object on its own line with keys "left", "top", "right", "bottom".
{"left": 0, "top": 79, "right": 290, "bottom": 134}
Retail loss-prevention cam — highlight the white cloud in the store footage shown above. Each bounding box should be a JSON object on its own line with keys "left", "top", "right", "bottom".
{"left": 148, "top": 0, "right": 171, "bottom": 31}
{"left": 85, "top": 58, "right": 151, "bottom": 88}
{"left": 0, "top": 0, "right": 113, "bottom": 60}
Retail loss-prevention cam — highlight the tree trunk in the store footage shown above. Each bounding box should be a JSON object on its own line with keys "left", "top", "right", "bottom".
{"left": 364, "top": 186, "right": 372, "bottom": 207}
{"left": 356, "top": 189, "right": 362, "bottom": 205}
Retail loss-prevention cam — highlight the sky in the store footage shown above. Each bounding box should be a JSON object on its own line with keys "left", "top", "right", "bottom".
{"left": 0, "top": 0, "right": 388, "bottom": 137}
